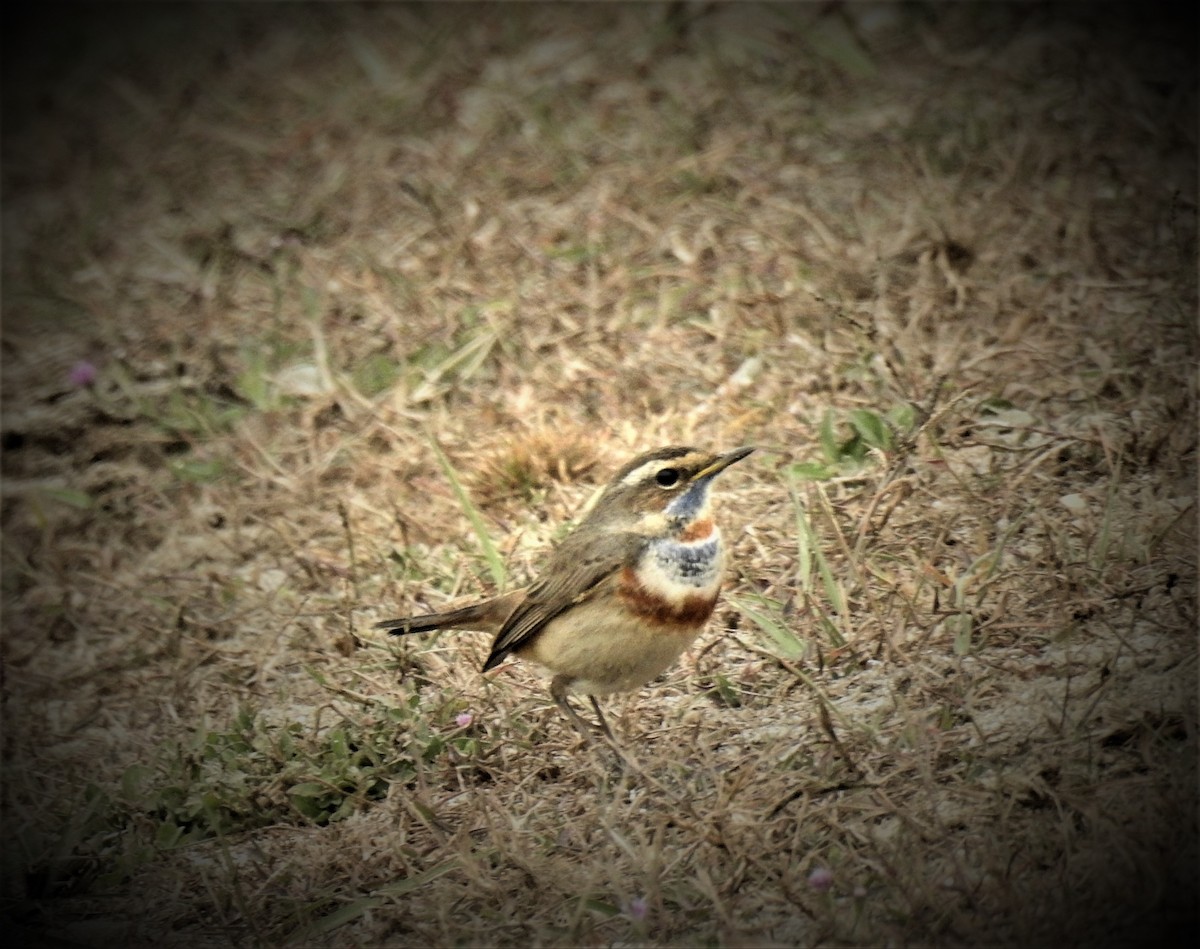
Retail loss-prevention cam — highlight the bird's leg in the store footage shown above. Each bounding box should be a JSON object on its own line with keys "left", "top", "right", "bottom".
{"left": 549, "top": 677, "right": 637, "bottom": 774}
{"left": 588, "top": 696, "right": 616, "bottom": 742}
{"left": 550, "top": 675, "right": 613, "bottom": 740}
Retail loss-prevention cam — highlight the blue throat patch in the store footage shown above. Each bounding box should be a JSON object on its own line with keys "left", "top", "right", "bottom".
{"left": 665, "top": 477, "right": 712, "bottom": 523}
{"left": 651, "top": 536, "right": 721, "bottom": 587}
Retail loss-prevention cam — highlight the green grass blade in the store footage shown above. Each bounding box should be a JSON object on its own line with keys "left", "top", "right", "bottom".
{"left": 727, "top": 594, "right": 806, "bottom": 660}
{"left": 787, "top": 471, "right": 813, "bottom": 591}
{"left": 427, "top": 434, "right": 507, "bottom": 591}
{"left": 286, "top": 858, "right": 461, "bottom": 942}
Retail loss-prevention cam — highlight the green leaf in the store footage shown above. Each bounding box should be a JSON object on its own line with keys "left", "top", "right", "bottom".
{"left": 373, "top": 858, "right": 461, "bottom": 897}
{"left": 848, "top": 409, "right": 892, "bottom": 451}
{"left": 352, "top": 352, "right": 399, "bottom": 397}
{"left": 155, "top": 822, "right": 184, "bottom": 849}
{"left": 710, "top": 672, "right": 742, "bottom": 708}
{"left": 291, "top": 795, "right": 327, "bottom": 820}
{"left": 169, "top": 457, "right": 225, "bottom": 483}
{"left": 328, "top": 729, "right": 350, "bottom": 759}
{"left": 787, "top": 461, "right": 835, "bottom": 482}
{"left": 887, "top": 402, "right": 917, "bottom": 433}
{"left": 298, "top": 896, "right": 386, "bottom": 939}
{"left": 120, "top": 764, "right": 151, "bottom": 800}
{"left": 289, "top": 859, "right": 462, "bottom": 941}
{"left": 729, "top": 594, "right": 806, "bottom": 660}
{"left": 235, "top": 347, "right": 275, "bottom": 410}
{"left": 818, "top": 409, "right": 840, "bottom": 463}
{"left": 289, "top": 782, "right": 333, "bottom": 799}
{"left": 41, "top": 487, "right": 95, "bottom": 509}
{"left": 581, "top": 897, "right": 621, "bottom": 918}
{"left": 978, "top": 407, "right": 1036, "bottom": 428}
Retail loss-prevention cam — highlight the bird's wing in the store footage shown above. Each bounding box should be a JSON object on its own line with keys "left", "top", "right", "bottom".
{"left": 481, "top": 530, "right": 643, "bottom": 671}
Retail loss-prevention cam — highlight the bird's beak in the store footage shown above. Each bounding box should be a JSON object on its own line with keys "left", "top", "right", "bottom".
{"left": 692, "top": 446, "right": 755, "bottom": 482}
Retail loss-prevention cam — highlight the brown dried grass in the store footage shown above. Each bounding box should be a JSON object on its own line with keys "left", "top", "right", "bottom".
{"left": 2, "top": 4, "right": 1196, "bottom": 947}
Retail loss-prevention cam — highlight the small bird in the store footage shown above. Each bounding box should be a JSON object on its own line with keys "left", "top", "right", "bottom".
{"left": 376, "top": 445, "right": 754, "bottom": 737}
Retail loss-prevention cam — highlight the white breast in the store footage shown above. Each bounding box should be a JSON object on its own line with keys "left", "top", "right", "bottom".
{"left": 637, "top": 531, "right": 725, "bottom": 603}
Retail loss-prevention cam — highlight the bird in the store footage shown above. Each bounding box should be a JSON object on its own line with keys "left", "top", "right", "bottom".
{"left": 375, "top": 445, "right": 754, "bottom": 738}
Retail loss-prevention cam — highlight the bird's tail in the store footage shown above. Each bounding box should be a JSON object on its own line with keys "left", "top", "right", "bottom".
{"left": 374, "top": 592, "right": 519, "bottom": 636}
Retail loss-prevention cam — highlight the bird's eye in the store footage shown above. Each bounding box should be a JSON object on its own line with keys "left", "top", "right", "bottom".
{"left": 655, "top": 467, "right": 680, "bottom": 487}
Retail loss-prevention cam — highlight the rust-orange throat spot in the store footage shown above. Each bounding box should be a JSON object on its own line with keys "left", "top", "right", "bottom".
{"left": 678, "top": 517, "right": 715, "bottom": 543}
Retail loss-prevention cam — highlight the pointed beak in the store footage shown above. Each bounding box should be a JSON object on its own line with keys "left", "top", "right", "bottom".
{"left": 692, "top": 446, "right": 755, "bottom": 482}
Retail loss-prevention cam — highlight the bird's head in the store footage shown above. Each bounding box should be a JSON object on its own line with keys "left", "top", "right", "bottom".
{"left": 589, "top": 445, "right": 754, "bottom": 538}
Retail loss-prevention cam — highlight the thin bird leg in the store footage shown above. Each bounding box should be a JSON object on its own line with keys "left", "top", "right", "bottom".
{"left": 550, "top": 677, "right": 634, "bottom": 774}
{"left": 550, "top": 675, "right": 611, "bottom": 740}
{"left": 587, "top": 695, "right": 635, "bottom": 774}
{"left": 588, "top": 696, "right": 616, "bottom": 742}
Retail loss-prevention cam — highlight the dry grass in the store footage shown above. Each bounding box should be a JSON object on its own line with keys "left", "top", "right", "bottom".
{"left": 2, "top": 4, "right": 1196, "bottom": 947}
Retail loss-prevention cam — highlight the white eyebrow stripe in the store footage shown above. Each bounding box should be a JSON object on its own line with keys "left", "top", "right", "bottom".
{"left": 620, "top": 460, "right": 666, "bottom": 486}
{"left": 618, "top": 452, "right": 707, "bottom": 487}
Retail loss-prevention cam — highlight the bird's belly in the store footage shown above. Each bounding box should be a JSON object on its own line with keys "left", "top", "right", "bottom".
{"left": 515, "top": 533, "right": 725, "bottom": 696}
{"left": 519, "top": 595, "right": 711, "bottom": 696}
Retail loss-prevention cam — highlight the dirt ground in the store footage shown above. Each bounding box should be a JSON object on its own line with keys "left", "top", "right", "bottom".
{"left": 2, "top": 4, "right": 1196, "bottom": 947}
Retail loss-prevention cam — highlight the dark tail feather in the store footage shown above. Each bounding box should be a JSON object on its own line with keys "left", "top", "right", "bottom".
{"left": 375, "top": 602, "right": 498, "bottom": 636}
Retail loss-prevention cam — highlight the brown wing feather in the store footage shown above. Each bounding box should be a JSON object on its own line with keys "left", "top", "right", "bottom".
{"left": 482, "top": 530, "right": 644, "bottom": 671}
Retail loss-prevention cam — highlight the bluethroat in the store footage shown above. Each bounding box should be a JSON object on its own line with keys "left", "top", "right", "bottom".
{"left": 375, "top": 445, "right": 754, "bottom": 737}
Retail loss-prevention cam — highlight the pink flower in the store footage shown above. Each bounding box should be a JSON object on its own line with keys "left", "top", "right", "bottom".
{"left": 807, "top": 867, "right": 833, "bottom": 892}
{"left": 455, "top": 712, "right": 473, "bottom": 728}
{"left": 68, "top": 360, "right": 98, "bottom": 387}
{"left": 627, "top": 896, "right": 648, "bottom": 921}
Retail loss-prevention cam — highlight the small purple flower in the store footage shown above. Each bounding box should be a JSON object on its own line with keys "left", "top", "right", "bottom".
{"left": 68, "top": 360, "right": 98, "bottom": 387}
{"left": 455, "top": 712, "right": 473, "bottom": 728}
{"left": 627, "top": 896, "right": 648, "bottom": 921}
{"left": 807, "top": 867, "right": 834, "bottom": 892}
